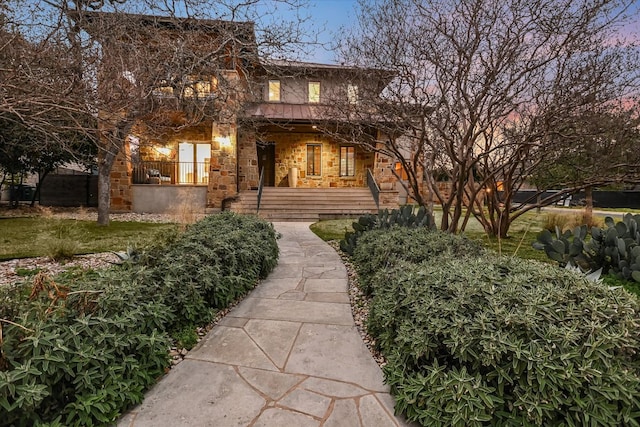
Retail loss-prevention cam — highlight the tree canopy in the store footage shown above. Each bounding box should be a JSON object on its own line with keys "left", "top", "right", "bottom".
{"left": 339, "top": 0, "right": 640, "bottom": 237}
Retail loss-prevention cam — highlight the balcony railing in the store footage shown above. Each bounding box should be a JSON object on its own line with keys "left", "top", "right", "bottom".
{"left": 132, "top": 161, "right": 209, "bottom": 185}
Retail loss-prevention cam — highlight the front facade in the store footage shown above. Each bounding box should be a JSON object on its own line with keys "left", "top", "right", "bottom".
{"left": 104, "top": 18, "right": 400, "bottom": 214}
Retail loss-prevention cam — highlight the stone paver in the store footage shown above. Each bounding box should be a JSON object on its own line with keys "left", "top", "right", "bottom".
{"left": 118, "top": 222, "right": 413, "bottom": 427}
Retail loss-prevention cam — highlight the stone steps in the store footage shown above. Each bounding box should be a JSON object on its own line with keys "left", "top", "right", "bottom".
{"left": 229, "top": 187, "right": 380, "bottom": 221}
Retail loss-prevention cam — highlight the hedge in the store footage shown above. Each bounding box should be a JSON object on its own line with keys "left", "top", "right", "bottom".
{"left": 352, "top": 227, "right": 484, "bottom": 296}
{"left": 0, "top": 212, "right": 279, "bottom": 426}
{"left": 349, "top": 227, "right": 640, "bottom": 426}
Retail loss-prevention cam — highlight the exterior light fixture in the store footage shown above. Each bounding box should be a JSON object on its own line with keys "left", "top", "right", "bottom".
{"left": 216, "top": 136, "right": 232, "bottom": 148}
{"left": 156, "top": 146, "right": 172, "bottom": 157}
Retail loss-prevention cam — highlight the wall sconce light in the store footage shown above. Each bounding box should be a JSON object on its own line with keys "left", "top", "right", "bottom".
{"left": 216, "top": 136, "right": 232, "bottom": 148}
{"left": 155, "top": 146, "right": 172, "bottom": 157}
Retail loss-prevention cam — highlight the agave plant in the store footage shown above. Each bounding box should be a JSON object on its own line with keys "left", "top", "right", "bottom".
{"left": 533, "top": 213, "right": 640, "bottom": 282}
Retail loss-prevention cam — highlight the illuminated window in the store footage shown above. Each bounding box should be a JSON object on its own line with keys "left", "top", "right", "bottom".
{"left": 308, "top": 81, "right": 320, "bottom": 103}
{"left": 153, "top": 85, "right": 174, "bottom": 97}
{"left": 183, "top": 76, "right": 212, "bottom": 99}
{"left": 347, "top": 84, "right": 358, "bottom": 104}
{"left": 340, "top": 146, "right": 355, "bottom": 176}
{"left": 268, "top": 80, "right": 281, "bottom": 101}
{"left": 178, "top": 142, "right": 210, "bottom": 184}
{"left": 307, "top": 144, "right": 322, "bottom": 176}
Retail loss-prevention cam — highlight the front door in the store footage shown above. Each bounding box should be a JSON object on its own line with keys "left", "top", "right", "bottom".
{"left": 257, "top": 142, "right": 276, "bottom": 187}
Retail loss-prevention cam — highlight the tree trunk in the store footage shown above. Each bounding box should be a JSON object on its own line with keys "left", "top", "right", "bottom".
{"left": 30, "top": 171, "right": 49, "bottom": 207}
{"left": 97, "top": 155, "right": 113, "bottom": 225}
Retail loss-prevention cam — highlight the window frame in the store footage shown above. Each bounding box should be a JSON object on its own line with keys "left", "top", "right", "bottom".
{"left": 306, "top": 143, "right": 322, "bottom": 176}
{"left": 268, "top": 79, "right": 281, "bottom": 102}
{"left": 308, "top": 81, "right": 321, "bottom": 103}
{"left": 347, "top": 84, "right": 358, "bottom": 104}
{"left": 178, "top": 141, "right": 211, "bottom": 185}
{"left": 340, "top": 146, "right": 356, "bottom": 177}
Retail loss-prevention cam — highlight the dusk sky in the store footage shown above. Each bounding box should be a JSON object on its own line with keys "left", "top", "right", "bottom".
{"left": 294, "top": 0, "right": 639, "bottom": 64}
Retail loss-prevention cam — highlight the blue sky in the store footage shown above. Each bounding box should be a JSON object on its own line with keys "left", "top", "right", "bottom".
{"left": 299, "top": 0, "right": 360, "bottom": 63}
{"left": 286, "top": 0, "right": 639, "bottom": 64}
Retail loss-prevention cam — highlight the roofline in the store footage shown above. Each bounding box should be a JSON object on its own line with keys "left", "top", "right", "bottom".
{"left": 69, "top": 10, "right": 255, "bottom": 34}
{"left": 262, "top": 58, "right": 392, "bottom": 74}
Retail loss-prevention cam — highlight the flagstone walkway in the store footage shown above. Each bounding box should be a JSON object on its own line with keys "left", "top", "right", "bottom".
{"left": 118, "top": 222, "right": 413, "bottom": 427}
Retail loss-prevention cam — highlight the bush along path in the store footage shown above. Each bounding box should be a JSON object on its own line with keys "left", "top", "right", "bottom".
{"left": 343, "top": 220, "right": 640, "bottom": 426}
{"left": 117, "top": 222, "right": 413, "bottom": 427}
{"left": 0, "top": 212, "right": 279, "bottom": 427}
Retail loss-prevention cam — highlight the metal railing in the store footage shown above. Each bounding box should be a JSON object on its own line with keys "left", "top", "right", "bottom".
{"left": 366, "top": 168, "right": 380, "bottom": 208}
{"left": 132, "top": 161, "right": 209, "bottom": 185}
{"left": 257, "top": 167, "right": 265, "bottom": 212}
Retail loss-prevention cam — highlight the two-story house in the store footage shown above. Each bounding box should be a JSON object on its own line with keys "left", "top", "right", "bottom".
{"left": 87, "top": 12, "right": 400, "bottom": 219}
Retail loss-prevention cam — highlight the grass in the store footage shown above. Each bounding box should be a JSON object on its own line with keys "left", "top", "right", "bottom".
{"left": 309, "top": 208, "right": 614, "bottom": 264}
{"left": 0, "top": 217, "right": 178, "bottom": 260}
{"left": 310, "top": 207, "right": 640, "bottom": 298}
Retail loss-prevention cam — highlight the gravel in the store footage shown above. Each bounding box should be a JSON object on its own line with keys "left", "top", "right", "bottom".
{"left": 0, "top": 207, "right": 175, "bottom": 286}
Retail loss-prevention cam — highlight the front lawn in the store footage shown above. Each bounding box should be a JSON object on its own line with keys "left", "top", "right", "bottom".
{"left": 0, "top": 217, "right": 178, "bottom": 260}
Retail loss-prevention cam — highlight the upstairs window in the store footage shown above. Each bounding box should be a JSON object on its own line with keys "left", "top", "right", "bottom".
{"left": 183, "top": 75, "right": 215, "bottom": 99}
{"left": 308, "top": 81, "right": 320, "bottom": 103}
{"left": 347, "top": 84, "right": 358, "bottom": 104}
{"left": 268, "top": 80, "right": 281, "bottom": 101}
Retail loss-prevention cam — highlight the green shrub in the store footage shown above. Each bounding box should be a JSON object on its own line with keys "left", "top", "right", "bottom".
{"left": 368, "top": 257, "right": 640, "bottom": 426}
{"left": 138, "top": 212, "right": 279, "bottom": 329}
{"left": 352, "top": 228, "right": 484, "bottom": 296}
{"left": 0, "top": 212, "right": 279, "bottom": 426}
{"left": 0, "top": 277, "right": 171, "bottom": 427}
{"left": 339, "top": 205, "right": 435, "bottom": 255}
{"left": 174, "top": 324, "right": 199, "bottom": 350}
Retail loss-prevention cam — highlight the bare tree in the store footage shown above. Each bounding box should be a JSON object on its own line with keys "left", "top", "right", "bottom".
{"left": 3, "top": 0, "right": 314, "bottom": 224}
{"left": 338, "top": 0, "right": 640, "bottom": 237}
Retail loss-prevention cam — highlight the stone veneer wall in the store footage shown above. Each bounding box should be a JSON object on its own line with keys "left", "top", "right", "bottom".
{"left": 272, "top": 133, "right": 374, "bottom": 188}
{"left": 237, "top": 130, "right": 260, "bottom": 191}
{"left": 109, "top": 143, "right": 133, "bottom": 212}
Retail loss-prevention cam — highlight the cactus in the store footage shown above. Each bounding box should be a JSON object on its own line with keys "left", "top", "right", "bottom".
{"left": 533, "top": 213, "right": 640, "bottom": 283}
{"left": 339, "top": 205, "right": 435, "bottom": 255}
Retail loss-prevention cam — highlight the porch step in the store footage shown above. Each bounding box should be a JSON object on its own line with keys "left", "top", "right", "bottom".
{"left": 228, "top": 187, "right": 379, "bottom": 222}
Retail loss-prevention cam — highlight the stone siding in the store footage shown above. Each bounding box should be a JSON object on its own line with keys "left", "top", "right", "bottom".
{"left": 270, "top": 133, "right": 374, "bottom": 188}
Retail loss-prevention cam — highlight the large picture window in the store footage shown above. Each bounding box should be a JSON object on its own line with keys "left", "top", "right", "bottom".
{"left": 307, "top": 144, "right": 322, "bottom": 176}
{"left": 178, "top": 142, "right": 210, "bottom": 184}
{"left": 340, "top": 146, "right": 355, "bottom": 176}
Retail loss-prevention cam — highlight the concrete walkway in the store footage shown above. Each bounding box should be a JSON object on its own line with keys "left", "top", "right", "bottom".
{"left": 118, "top": 222, "right": 412, "bottom": 427}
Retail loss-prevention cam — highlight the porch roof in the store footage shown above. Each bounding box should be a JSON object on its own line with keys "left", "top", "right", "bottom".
{"left": 243, "top": 103, "right": 332, "bottom": 122}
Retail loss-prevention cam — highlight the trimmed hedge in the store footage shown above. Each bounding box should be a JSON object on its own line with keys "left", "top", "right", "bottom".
{"left": 352, "top": 227, "right": 484, "bottom": 296}
{"left": 349, "top": 227, "right": 640, "bottom": 426}
{"left": 0, "top": 212, "right": 278, "bottom": 426}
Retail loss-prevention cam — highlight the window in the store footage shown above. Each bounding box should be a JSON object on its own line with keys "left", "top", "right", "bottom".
{"left": 347, "top": 84, "right": 358, "bottom": 104}
{"left": 307, "top": 144, "right": 322, "bottom": 176}
{"left": 178, "top": 142, "right": 210, "bottom": 184}
{"left": 268, "top": 80, "right": 281, "bottom": 101}
{"left": 153, "top": 83, "right": 174, "bottom": 97}
{"left": 308, "top": 81, "right": 320, "bottom": 103}
{"left": 340, "top": 146, "right": 355, "bottom": 176}
{"left": 183, "top": 76, "right": 213, "bottom": 99}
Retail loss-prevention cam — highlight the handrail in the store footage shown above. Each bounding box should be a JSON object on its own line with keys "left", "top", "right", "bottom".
{"left": 257, "top": 167, "right": 265, "bottom": 212}
{"left": 366, "top": 168, "right": 380, "bottom": 209}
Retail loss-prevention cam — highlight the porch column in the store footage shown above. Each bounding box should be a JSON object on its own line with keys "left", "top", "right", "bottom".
{"left": 208, "top": 123, "right": 238, "bottom": 211}
{"left": 373, "top": 138, "right": 399, "bottom": 208}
